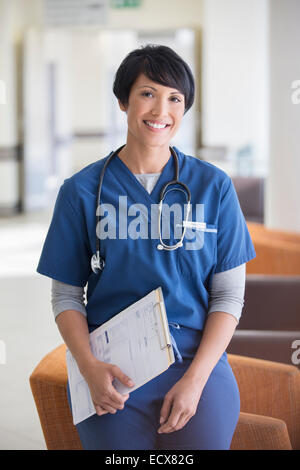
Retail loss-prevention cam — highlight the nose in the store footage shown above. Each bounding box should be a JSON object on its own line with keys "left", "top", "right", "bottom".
{"left": 151, "top": 97, "right": 169, "bottom": 118}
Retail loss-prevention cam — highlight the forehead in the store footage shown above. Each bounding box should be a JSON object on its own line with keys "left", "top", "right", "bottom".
{"left": 132, "top": 73, "right": 183, "bottom": 94}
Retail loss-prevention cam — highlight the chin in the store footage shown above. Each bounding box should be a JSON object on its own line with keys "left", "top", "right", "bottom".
{"left": 144, "top": 139, "right": 170, "bottom": 149}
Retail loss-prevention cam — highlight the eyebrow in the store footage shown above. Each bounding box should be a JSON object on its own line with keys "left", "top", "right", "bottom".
{"left": 138, "top": 85, "right": 184, "bottom": 95}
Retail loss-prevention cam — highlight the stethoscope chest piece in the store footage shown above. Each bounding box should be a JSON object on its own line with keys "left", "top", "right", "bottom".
{"left": 91, "top": 251, "right": 105, "bottom": 274}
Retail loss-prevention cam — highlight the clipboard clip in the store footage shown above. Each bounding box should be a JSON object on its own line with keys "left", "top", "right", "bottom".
{"left": 153, "top": 301, "right": 172, "bottom": 351}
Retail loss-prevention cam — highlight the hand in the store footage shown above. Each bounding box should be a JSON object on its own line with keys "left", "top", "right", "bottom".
{"left": 157, "top": 375, "right": 204, "bottom": 434}
{"left": 82, "top": 359, "right": 135, "bottom": 416}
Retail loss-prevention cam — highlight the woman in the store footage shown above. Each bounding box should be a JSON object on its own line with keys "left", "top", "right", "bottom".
{"left": 37, "top": 44, "right": 256, "bottom": 450}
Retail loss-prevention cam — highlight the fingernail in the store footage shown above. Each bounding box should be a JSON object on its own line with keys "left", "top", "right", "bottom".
{"left": 160, "top": 416, "right": 164, "bottom": 423}
{"left": 128, "top": 380, "right": 134, "bottom": 386}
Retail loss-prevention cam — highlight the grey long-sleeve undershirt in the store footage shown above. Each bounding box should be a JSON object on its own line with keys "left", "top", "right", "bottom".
{"left": 51, "top": 263, "right": 246, "bottom": 325}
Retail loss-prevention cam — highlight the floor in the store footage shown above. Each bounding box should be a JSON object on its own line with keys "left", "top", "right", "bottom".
{"left": 0, "top": 209, "right": 63, "bottom": 450}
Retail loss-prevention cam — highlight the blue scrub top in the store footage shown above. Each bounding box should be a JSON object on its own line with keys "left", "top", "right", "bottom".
{"left": 37, "top": 147, "right": 256, "bottom": 332}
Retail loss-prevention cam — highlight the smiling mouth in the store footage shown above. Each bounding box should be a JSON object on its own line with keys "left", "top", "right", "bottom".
{"left": 143, "top": 120, "right": 171, "bottom": 130}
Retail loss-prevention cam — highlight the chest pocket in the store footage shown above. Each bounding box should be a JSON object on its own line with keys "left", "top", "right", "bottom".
{"left": 177, "top": 224, "right": 218, "bottom": 280}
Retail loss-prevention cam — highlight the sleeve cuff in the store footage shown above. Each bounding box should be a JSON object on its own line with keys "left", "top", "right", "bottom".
{"left": 53, "top": 300, "right": 87, "bottom": 320}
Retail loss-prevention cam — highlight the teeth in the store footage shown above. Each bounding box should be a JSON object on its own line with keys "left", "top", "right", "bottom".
{"left": 145, "top": 121, "right": 168, "bottom": 129}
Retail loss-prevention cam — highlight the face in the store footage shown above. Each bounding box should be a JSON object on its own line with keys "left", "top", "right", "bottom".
{"left": 118, "top": 73, "right": 185, "bottom": 149}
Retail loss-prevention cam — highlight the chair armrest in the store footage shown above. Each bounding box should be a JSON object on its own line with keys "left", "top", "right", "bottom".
{"left": 29, "top": 344, "right": 81, "bottom": 450}
{"left": 30, "top": 343, "right": 67, "bottom": 386}
{"left": 228, "top": 330, "right": 300, "bottom": 366}
{"left": 231, "top": 412, "right": 292, "bottom": 450}
{"left": 228, "top": 353, "right": 300, "bottom": 449}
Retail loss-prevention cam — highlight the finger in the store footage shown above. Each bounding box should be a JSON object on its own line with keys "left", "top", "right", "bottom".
{"left": 172, "top": 412, "right": 192, "bottom": 431}
{"left": 101, "top": 402, "right": 118, "bottom": 414}
{"left": 95, "top": 404, "right": 108, "bottom": 416}
{"left": 109, "top": 389, "right": 129, "bottom": 408}
{"left": 158, "top": 404, "right": 182, "bottom": 433}
{"left": 111, "top": 365, "right": 135, "bottom": 388}
{"left": 115, "top": 393, "right": 130, "bottom": 407}
{"left": 159, "top": 395, "right": 173, "bottom": 425}
{"left": 106, "top": 396, "right": 126, "bottom": 411}
{"left": 158, "top": 414, "right": 182, "bottom": 433}
{"left": 109, "top": 386, "right": 132, "bottom": 408}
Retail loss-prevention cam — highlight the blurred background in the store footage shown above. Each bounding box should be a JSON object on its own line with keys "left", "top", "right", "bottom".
{"left": 0, "top": 0, "right": 299, "bottom": 450}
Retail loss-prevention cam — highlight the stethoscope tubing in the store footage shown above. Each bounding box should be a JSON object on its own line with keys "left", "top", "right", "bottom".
{"left": 95, "top": 144, "right": 126, "bottom": 256}
{"left": 92, "top": 145, "right": 191, "bottom": 273}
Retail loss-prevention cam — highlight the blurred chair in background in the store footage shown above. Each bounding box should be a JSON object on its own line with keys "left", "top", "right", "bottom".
{"left": 246, "top": 223, "right": 300, "bottom": 275}
{"left": 228, "top": 177, "right": 300, "bottom": 448}
{"left": 232, "top": 176, "right": 300, "bottom": 274}
{"left": 232, "top": 176, "right": 265, "bottom": 224}
{"left": 227, "top": 275, "right": 300, "bottom": 369}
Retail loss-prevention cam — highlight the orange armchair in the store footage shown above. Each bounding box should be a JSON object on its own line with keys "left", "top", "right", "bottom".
{"left": 246, "top": 222, "right": 300, "bottom": 275}
{"left": 30, "top": 344, "right": 299, "bottom": 450}
{"left": 247, "top": 221, "right": 300, "bottom": 245}
{"left": 228, "top": 354, "right": 300, "bottom": 449}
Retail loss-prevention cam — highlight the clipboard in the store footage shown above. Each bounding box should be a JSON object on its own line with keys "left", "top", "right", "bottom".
{"left": 154, "top": 287, "right": 174, "bottom": 365}
{"left": 66, "top": 287, "right": 175, "bottom": 425}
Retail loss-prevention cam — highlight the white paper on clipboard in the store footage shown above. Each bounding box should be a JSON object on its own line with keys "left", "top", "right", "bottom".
{"left": 66, "top": 287, "right": 175, "bottom": 425}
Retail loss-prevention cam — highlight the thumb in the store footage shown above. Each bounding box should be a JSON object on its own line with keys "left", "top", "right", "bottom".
{"left": 111, "top": 364, "right": 135, "bottom": 388}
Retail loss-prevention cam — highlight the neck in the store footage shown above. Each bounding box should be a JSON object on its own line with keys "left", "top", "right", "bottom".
{"left": 117, "top": 139, "right": 171, "bottom": 174}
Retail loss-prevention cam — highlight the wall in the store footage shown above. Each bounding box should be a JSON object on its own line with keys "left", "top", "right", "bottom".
{"left": 0, "top": 0, "right": 19, "bottom": 214}
{"left": 202, "top": 0, "right": 300, "bottom": 233}
{"left": 266, "top": 0, "right": 300, "bottom": 232}
{"left": 201, "top": 0, "right": 269, "bottom": 176}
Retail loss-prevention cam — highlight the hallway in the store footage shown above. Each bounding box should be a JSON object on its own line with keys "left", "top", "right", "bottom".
{"left": 0, "top": 211, "right": 62, "bottom": 449}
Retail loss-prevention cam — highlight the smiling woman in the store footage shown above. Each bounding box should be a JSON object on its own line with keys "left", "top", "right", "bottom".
{"left": 37, "top": 44, "right": 256, "bottom": 450}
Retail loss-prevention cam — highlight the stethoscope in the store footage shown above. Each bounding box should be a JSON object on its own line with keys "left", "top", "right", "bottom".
{"left": 91, "top": 144, "right": 191, "bottom": 274}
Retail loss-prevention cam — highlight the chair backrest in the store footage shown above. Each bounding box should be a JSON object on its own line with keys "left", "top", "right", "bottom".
{"left": 232, "top": 177, "right": 264, "bottom": 224}
{"left": 239, "top": 274, "right": 300, "bottom": 331}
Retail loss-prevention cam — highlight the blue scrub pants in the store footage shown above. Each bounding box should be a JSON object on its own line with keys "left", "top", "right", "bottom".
{"left": 67, "top": 325, "right": 240, "bottom": 450}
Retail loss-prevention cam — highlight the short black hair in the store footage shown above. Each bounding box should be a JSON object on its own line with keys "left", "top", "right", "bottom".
{"left": 113, "top": 44, "right": 195, "bottom": 114}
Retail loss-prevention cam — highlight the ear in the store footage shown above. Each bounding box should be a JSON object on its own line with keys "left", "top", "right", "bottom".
{"left": 118, "top": 99, "right": 128, "bottom": 113}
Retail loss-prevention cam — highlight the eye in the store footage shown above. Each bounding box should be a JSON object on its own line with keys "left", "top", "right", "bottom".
{"left": 141, "top": 91, "right": 153, "bottom": 98}
{"left": 170, "top": 96, "right": 181, "bottom": 103}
